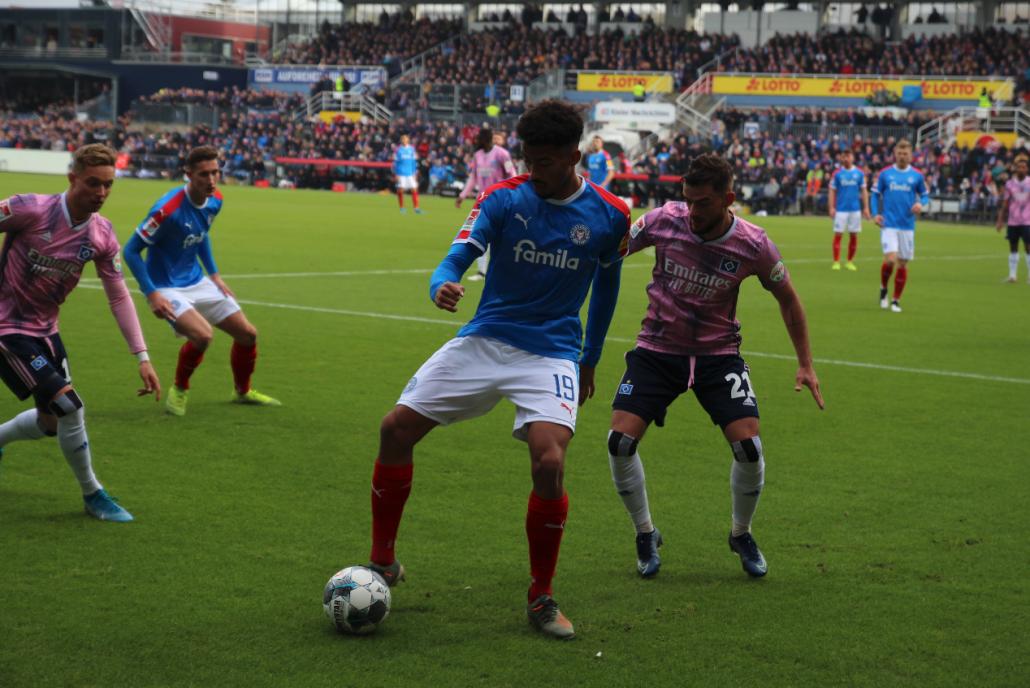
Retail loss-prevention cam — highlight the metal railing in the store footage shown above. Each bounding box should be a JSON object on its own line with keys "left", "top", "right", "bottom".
{"left": 917, "top": 106, "right": 1030, "bottom": 148}
{"left": 760, "top": 121, "right": 918, "bottom": 142}
{"left": 527, "top": 69, "right": 565, "bottom": 103}
{"left": 395, "top": 35, "right": 460, "bottom": 84}
{"left": 297, "top": 91, "right": 393, "bottom": 124}
{"left": 131, "top": 102, "right": 226, "bottom": 128}
{"left": 0, "top": 47, "right": 109, "bottom": 60}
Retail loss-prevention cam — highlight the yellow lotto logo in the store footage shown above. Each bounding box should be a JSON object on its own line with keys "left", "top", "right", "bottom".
{"left": 577, "top": 73, "right": 674, "bottom": 93}
{"left": 711, "top": 75, "right": 1013, "bottom": 101}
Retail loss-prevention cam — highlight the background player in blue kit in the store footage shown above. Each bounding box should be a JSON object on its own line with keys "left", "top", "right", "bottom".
{"left": 123, "top": 146, "right": 281, "bottom": 416}
{"left": 828, "top": 149, "right": 870, "bottom": 271}
{"left": 872, "top": 140, "right": 929, "bottom": 313}
{"left": 393, "top": 134, "right": 422, "bottom": 214}
{"left": 363, "top": 100, "right": 630, "bottom": 640}
{"left": 582, "top": 135, "right": 615, "bottom": 189}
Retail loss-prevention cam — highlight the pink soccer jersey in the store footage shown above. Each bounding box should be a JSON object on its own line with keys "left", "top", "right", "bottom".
{"left": 626, "top": 202, "right": 790, "bottom": 356}
{"left": 460, "top": 146, "right": 516, "bottom": 199}
{"left": 1004, "top": 176, "right": 1030, "bottom": 226}
{"left": 0, "top": 193, "right": 142, "bottom": 350}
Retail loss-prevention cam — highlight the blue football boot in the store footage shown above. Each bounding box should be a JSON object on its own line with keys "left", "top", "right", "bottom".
{"left": 83, "top": 488, "right": 134, "bottom": 523}
{"left": 636, "top": 527, "right": 663, "bottom": 578}
{"left": 728, "top": 531, "right": 767, "bottom": 577}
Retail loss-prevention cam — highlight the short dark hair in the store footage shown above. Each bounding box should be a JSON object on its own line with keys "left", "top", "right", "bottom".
{"left": 682, "top": 153, "right": 734, "bottom": 193}
{"left": 71, "top": 143, "right": 116, "bottom": 173}
{"left": 516, "top": 99, "right": 583, "bottom": 148}
{"left": 186, "top": 145, "right": 219, "bottom": 170}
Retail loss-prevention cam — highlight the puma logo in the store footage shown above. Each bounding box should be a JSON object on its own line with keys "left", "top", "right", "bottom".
{"left": 514, "top": 213, "right": 531, "bottom": 231}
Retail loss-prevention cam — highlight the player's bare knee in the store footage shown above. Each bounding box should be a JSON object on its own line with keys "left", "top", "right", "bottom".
{"left": 190, "top": 331, "right": 214, "bottom": 350}
{"left": 531, "top": 450, "right": 565, "bottom": 480}
{"left": 236, "top": 326, "right": 257, "bottom": 347}
{"left": 607, "top": 430, "right": 639, "bottom": 458}
{"left": 379, "top": 410, "right": 419, "bottom": 450}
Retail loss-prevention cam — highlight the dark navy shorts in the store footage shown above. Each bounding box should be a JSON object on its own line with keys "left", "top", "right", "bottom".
{"left": 0, "top": 333, "right": 71, "bottom": 411}
{"left": 1006, "top": 225, "right": 1030, "bottom": 244}
{"left": 611, "top": 348, "right": 759, "bottom": 429}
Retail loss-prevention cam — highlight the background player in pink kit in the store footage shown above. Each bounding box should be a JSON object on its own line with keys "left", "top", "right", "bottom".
{"left": 605, "top": 154, "right": 823, "bottom": 579}
{"left": 0, "top": 144, "right": 161, "bottom": 522}
{"left": 995, "top": 154, "right": 1030, "bottom": 283}
{"left": 123, "top": 146, "right": 280, "bottom": 416}
{"left": 456, "top": 127, "right": 516, "bottom": 280}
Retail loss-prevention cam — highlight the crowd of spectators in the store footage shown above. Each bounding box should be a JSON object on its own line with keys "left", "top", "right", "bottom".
{"left": 2, "top": 83, "right": 1026, "bottom": 222}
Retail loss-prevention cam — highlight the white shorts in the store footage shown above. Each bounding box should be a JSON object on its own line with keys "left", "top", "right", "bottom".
{"left": 396, "top": 175, "right": 418, "bottom": 190}
{"left": 881, "top": 228, "right": 915, "bottom": 261}
{"left": 397, "top": 336, "right": 579, "bottom": 441}
{"left": 833, "top": 211, "right": 862, "bottom": 233}
{"left": 157, "top": 276, "right": 241, "bottom": 326}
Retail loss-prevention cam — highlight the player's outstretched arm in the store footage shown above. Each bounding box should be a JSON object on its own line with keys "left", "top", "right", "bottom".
{"left": 771, "top": 282, "right": 824, "bottom": 410}
{"left": 96, "top": 265, "right": 163, "bottom": 402}
{"left": 429, "top": 241, "right": 480, "bottom": 312}
{"left": 579, "top": 261, "right": 623, "bottom": 406}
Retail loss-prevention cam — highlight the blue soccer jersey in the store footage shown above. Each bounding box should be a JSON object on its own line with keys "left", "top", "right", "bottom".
{"left": 585, "top": 150, "right": 613, "bottom": 188}
{"left": 134, "top": 186, "right": 222, "bottom": 289}
{"left": 452, "top": 175, "right": 630, "bottom": 362}
{"left": 872, "top": 165, "right": 929, "bottom": 231}
{"left": 393, "top": 145, "right": 418, "bottom": 176}
{"left": 831, "top": 166, "right": 865, "bottom": 212}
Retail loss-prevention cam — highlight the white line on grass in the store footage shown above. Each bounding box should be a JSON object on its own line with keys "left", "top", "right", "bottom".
{"left": 82, "top": 282, "right": 1030, "bottom": 387}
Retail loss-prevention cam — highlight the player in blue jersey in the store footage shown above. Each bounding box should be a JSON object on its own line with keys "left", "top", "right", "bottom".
{"left": 582, "top": 135, "right": 615, "bottom": 189}
{"left": 123, "top": 146, "right": 281, "bottom": 416}
{"left": 871, "top": 140, "right": 929, "bottom": 313}
{"left": 828, "top": 149, "right": 870, "bottom": 271}
{"left": 364, "top": 100, "right": 630, "bottom": 640}
{"left": 393, "top": 134, "right": 422, "bottom": 214}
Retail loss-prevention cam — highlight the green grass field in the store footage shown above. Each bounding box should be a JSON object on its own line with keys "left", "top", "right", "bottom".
{"left": 0, "top": 173, "right": 1027, "bottom": 687}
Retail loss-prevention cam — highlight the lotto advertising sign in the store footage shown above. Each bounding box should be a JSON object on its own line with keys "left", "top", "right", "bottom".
{"left": 577, "top": 72, "right": 674, "bottom": 94}
{"left": 712, "top": 75, "right": 1013, "bottom": 101}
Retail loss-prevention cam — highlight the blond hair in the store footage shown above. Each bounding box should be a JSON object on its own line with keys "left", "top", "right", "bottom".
{"left": 71, "top": 143, "right": 116, "bottom": 173}
{"left": 894, "top": 140, "right": 913, "bottom": 151}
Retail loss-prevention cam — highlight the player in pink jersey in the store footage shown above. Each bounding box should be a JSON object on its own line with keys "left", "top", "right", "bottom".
{"left": 995, "top": 154, "right": 1030, "bottom": 283}
{"left": 605, "top": 154, "right": 823, "bottom": 579}
{"left": 456, "top": 127, "right": 517, "bottom": 280}
{"left": 0, "top": 144, "right": 161, "bottom": 522}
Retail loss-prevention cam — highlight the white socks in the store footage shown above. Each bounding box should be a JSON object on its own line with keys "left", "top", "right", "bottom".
{"left": 730, "top": 436, "right": 765, "bottom": 536}
{"left": 1010, "top": 252, "right": 1019, "bottom": 279}
{"left": 57, "top": 407, "right": 102, "bottom": 495}
{"left": 476, "top": 253, "right": 488, "bottom": 275}
{"left": 608, "top": 446, "right": 654, "bottom": 534}
{"left": 0, "top": 409, "right": 47, "bottom": 446}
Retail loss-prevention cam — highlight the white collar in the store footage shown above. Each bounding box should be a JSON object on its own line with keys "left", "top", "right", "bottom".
{"left": 544, "top": 176, "right": 587, "bottom": 206}
{"left": 60, "top": 193, "right": 91, "bottom": 232}
{"left": 699, "top": 214, "right": 739, "bottom": 246}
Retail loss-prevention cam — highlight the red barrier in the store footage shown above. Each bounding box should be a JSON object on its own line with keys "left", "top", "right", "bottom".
{"left": 613, "top": 173, "right": 683, "bottom": 183}
{"left": 274, "top": 157, "right": 393, "bottom": 168}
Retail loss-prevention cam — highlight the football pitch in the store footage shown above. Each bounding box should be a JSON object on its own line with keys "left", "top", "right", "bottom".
{"left": 0, "top": 173, "right": 1026, "bottom": 687}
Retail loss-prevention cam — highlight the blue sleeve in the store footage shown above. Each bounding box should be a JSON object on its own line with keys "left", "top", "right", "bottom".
{"left": 122, "top": 232, "right": 156, "bottom": 296}
{"left": 580, "top": 261, "right": 622, "bottom": 368}
{"left": 429, "top": 241, "right": 483, "bottom": 302}
{"left": 870, "top": 174, "right": 882, "bottom": 215}
{"left": 918, "top": 176, "right": 930, "bottom": 205}
{"left": 198, "top": 234, "right": 218, "bottom": 275}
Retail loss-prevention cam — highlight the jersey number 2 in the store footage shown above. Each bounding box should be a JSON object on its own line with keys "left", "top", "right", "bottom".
{"left": 725, "top": 372, "right": 755, "bottom": 400}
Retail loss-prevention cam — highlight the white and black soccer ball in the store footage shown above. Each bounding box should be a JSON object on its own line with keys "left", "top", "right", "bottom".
{"left": 323, "top": 566, "right": 391, "bottom": 635}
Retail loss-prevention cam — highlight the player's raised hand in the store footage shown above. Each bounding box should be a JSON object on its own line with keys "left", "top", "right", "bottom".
{"left": 147, "top": 292, "right": 177, "bottom": 322}
{"left": 210, "top": 274, "right": 235, "bottom": 298}
{"left": 578, "top": 365, "right": 596, "bottom": 406}
{"left": 795, "top": 365, "right": 824, "bottom": 409}
{"left": 137, "top": 360, "right": 162, "bottom": 401}
{"left": 434, "top": 281, "right": 465, "bottom": 312}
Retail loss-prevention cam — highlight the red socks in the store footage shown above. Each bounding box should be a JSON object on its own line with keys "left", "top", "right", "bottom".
{"left": 370, "top": 461, "right": 413, "bottom": 566}
{"left": 893, "top": 266, "right": 908, "bottom": 300}
{"left": 847, "top": 234, "right": 858, "bottom": 261}
{"left": 832, "top": 234, "right": 842, "bottom": 262}
{"left": 230, "top": 342, "right": 257, "bottom": 395}
{"left": 396, "top": 190, "right": 405, "bottom": 208}
{"left": 174, "top": 341, "right": 205, "bottom": 390}
{"left": 526, "top": 491, "right": 569, "bottom": 601}
{"left": 412, "top": 189, "right": 420, "bottom": 209}
{"left": 880, "top": 261, "right": 894, "bottom": 288}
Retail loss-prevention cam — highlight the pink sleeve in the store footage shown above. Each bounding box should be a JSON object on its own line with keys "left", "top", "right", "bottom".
{"left": 502, "top": 150, "right": 516, "bottom": 176}
{"left": 755, "top": 233, "right": 790, "bottom": 292}
{"left": 627, "top": 207, "right": 662, "bottom": 255}
{"left": 0, "top": 195, "right": 37, "bottom": 234}
{"left": 96, "top": 234, "right": 147, "bottom": 354}
{"left": 459, "top": 156, "right": 478, "bottom": 200}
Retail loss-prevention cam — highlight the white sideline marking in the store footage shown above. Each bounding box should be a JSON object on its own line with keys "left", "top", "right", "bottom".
{"left": 77, "top": 253, "right": 1001, "bottom": 284}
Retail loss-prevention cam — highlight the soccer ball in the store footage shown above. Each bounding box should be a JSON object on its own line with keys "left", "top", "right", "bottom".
{"left": 323, "top": 566, "right": 392, "bottom": 635}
